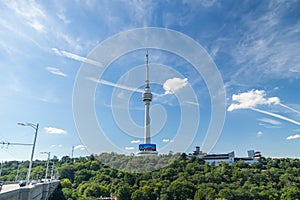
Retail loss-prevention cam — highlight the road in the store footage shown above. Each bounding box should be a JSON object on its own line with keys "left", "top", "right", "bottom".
{"left": 0, "top": 183, "right": 24, "bottom": 193}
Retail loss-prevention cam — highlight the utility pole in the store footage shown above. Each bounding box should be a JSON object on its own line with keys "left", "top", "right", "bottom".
{"left": 71, "top": 146, "right": 75, "bottom": 163}
{"left": 71, "top": 146, "right": 74, "bottom": 160}
{"left": 41, "top": 152, "right": 50, "bottom": 180}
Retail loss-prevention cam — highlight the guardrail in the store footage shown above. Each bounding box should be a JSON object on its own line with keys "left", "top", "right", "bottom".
{"left": 0, "top": 180, "right": 60, "bottom": 200}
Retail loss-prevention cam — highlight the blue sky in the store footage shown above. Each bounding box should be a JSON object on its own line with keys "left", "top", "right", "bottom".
{"left": 0, "top": 0, "right": 300, "bottom": 161}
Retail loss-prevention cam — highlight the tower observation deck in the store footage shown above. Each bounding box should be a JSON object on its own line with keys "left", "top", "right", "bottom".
{"left": 137, "top": 51, "right": 158, "bottom": 156}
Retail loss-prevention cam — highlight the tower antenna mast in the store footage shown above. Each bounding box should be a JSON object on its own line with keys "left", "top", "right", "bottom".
{"left": 146, "top": 50, "right": 149, "bottom": 88}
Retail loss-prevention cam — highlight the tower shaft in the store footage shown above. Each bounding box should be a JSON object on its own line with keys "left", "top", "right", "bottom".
{"left": 144, "top": 101, "right": 151, "bottom": 144}
{"left": 142, "top": 51, "right": 152, "bottom": 144}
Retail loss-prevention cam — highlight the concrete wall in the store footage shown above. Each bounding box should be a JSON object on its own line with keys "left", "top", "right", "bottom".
{"left": 0, "top": 181, "right": 59, "bottom": 200}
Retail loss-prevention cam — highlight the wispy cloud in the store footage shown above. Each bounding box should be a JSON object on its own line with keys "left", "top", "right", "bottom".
{"left": 131, "top": 140, "right": 141, "bottom": 144}
{"left": 125, "top": 146, "right": 135, "bottom": 150}
{"left": 44, "top": 127, "right": 67, "bottom": 135}
{"left": 52, "top": 48, "right": 103, "bottom": 67}
{"left": 46, "top": 67, "right": 67, "bottom": 77}
{"left": 57, "top": 13, "right": 70, "bottom": 24}
{"left": 50, "top": 144, "right": 62, "bottom": 148}
{"left": 257, "top": 131, "right": 263, "bottom": 137}
{"left": 162, "top": 139, "right": 174, "bottom": 143}
{"left": 258, "top": 118, "right": 281, "bottom": 128}
{"left": 231, "top": 1, "right": 300, "bottom": 80}
{"left": 74, "top": 144, "right": 86, "bottom": 150}
{"left": 258, "top": 118, "right": 281, "bottom": 126}
{"left": 181, "top": 101, "right": 199, "bottom": 107}
{"left": 198, "top": 0, "right": 218, "bottom": 8}
{"left": 286, "top": 134, "right": 300, "bottom": 140}
{"left": 5, "top": 1, "right": 46, "bottom": 32}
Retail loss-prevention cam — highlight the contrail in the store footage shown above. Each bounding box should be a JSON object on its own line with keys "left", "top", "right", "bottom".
{"left": 87, "top": 77, "right": 161, "bottom": 96}
{"left": 52, "top": 48, "right": 103, "bottom": 67}
{"left": 251, "top": 108, "right": 300, "bottom": 126}
{"left": 279, "top": 103, "right": 300, "bottom": 115}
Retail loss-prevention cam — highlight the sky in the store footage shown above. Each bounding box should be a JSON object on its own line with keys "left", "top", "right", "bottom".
{"left": 0, "top": 0, "right": 300, "bottom": 162}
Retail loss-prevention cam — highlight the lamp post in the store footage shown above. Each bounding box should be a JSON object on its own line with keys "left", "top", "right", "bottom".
{"left": 0, "top": 160, "right": 3, "bottom": 177}
{"left": 17, "top": 122, "right": 39, "bottom": 185}
{"left": 50, "top": 162, "right": 55, "bottom": 180}
{"left": 40, "top": 152, "right": 50, "bottom": 180}
{"left": 15, "top": 162, "right": 21, "bottom": 181}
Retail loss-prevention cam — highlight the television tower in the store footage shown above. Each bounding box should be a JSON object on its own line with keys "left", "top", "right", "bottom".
{"left": 137, "top": 51, "right": 158, "bottom": 156}
{"left": 142, "top": 51, "right": 152, "bottom": 144}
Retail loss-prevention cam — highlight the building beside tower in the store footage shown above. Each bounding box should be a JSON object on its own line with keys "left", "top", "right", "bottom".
{"left": 137, "top": 52, "right": 158, "bottom": 156}
{"left": 191, "top": 146, "right": 261, "bottom": 165}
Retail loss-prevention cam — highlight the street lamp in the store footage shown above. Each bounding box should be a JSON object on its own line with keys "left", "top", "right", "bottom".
{"left": 40, "top": 152, "right": 50, "bottom": 180}
{"left": 17, "top": 122, "right": 39, "bottom": 185}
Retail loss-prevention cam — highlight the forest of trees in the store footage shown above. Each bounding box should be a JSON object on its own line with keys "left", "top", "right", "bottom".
{"left": 1, "top": 153, "right": 300, "bottom": 200}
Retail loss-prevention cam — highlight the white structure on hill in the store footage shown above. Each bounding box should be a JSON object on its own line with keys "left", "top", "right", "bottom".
{"left": 191, "top": 146, "right": 261, "bottom": 165}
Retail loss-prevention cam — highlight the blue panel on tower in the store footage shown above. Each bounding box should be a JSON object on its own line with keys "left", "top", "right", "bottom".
{"left": 139, "top": 144, "right": 156, "bottom": 151}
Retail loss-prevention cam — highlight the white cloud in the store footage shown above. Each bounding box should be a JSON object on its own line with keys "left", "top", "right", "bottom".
{"left": 163, "top": 77, "right": 188, "bottom": 95}
{"left": 286, "top": 134, "right": 300, "bottom": 140}
{"left": 5, "top": 1, "right": 46, "bottom": 32}
{"left": 198, "top": 0, "right": 218, "bottom": 8}
{"left": 257, "top": 131, "right": 263, "bottom": 137}
{"left": 227, "top": 90, "right": 280, "bottom": 111}
{"left": 27, "top": 20, "right": 45, "bottom": 32}
{"left": 44, "top": 127, "right": 67, "bottom": 135}
{"left": 258, "top": 118, "right": 281, "bottom": 126}
{"left": 231, "top": 1, "right": 300, "bottom": 80}
{"left": 131, "top": 140, "right": 141, "bottom": 144}
{"left": 182, "top": 101, "right": 199, "bottom": 106}
{"left": 74, "top": 144, "right": 85, "bottom": 150}
{"left": 50, "top": 144, "right": 62, "bottom": 148}
{"left": 228, "top": 90, "right": 300, "bottom": 126}
{"left": 46, "top": 67, "right": 67, "bottom": 77}
{"left": 57, "top": 13, "right": 70, "bottom": 24}
{"left": 162, "top": 139, "right": 170, "bottom": 143}
{"left": 125, "top": 146, "right": 135, "bottom": 150}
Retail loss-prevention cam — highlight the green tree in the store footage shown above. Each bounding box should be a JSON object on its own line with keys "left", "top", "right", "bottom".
{"left": 60, "top": 178, "right": 72, "bottom": 189}
{"left": 194, "top": 186, "right": 217, "bottom": 200}
{"left": 83, "top": 183, "right": 109, "bottom": 198}
{"left": 59, "top": 164, "right": 75, "bottom": 182}
{"left": 280, "top": 186, "right": 300, "bottom": 200}
{"left": 61, "top": 188, "right": 73, "bottom": 199}
{"left": 167, "top": 180, "right": 196, "bottom": 200}
{"left": 116, "top": 184, "right": 133, "bottom": 200}
{"left": 74, "top": 169, "right": 94, "bottom": 186}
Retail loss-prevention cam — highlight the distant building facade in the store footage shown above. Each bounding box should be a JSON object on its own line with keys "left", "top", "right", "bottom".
{"left": 191, "top": 146, "right": 261, "bottom": 165}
